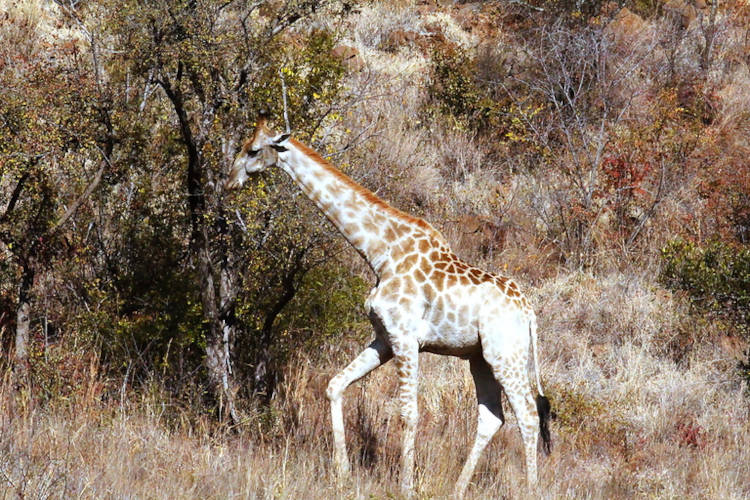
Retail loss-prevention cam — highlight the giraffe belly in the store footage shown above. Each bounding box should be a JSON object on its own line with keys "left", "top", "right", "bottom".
{"left": 419, "top": 321, "right": 481, "bottom": 358}
{"left": 420, "top": 341, "right": 480, "bottom": 358}
{"left": 416, "top": 282, "right": 505, "bottom": 357}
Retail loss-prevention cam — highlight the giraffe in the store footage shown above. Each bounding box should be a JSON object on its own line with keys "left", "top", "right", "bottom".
{"left": 226, "top": 114, "right": 552, "bottom": 498}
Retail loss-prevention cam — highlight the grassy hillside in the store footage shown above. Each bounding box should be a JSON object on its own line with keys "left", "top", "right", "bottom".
{"left": 1, "top": 0, "right": 749, "bottom": 498}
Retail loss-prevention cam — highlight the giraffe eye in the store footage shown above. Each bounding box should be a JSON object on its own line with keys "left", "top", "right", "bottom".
{"left": 247, "top": 149, "right": 259, "bottom": 157}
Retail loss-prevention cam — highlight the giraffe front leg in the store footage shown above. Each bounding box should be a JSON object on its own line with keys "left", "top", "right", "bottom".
{"left": 326, "top": 338, "right": 392, "bottom": 480}
{"left": 394, "top": 343, "right": 420, "bottom": 496}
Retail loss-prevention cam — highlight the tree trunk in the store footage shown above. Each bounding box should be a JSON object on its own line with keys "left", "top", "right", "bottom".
{"left": 254, "top": 262, "right": 300, "bottom": 403}
{"left": 13, "top": 262, "right": 34, "bottom": 379}
{"left": 159, "top": 73, "right": 240, "bottom": 424}
{"left": 198, "top": 233, "right": 240, "bottom": 424}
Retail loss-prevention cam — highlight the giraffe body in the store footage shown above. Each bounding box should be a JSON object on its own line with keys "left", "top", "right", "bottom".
{"left": 227, "top": 117, "right": 551, "bottom": 498}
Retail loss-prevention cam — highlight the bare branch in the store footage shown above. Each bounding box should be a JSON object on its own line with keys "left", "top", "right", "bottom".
{"left": 0, "top": 154, "right": 44, "bottom": 225}
{"left": 2, "top": 172, "right": 30, "bottom": 223}
{"left": 49, "top": 151, "right": 109, "bottom": 235}
{"left": 279, "top": 67, "right": 291, "bottom": 134}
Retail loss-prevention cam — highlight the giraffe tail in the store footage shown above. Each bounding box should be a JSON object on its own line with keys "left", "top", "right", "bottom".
{"left": 530, "top": 317, "right": 552, "bottom": 454}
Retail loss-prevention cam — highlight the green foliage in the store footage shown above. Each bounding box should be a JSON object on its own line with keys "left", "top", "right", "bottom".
{"left": 246, "top": 30, "right": 346, "bottom": 138}
{"left": 69, "top": 202, "right": 206, "bottom": 384}
{"left": 87, "top": 0, "right": 350, "bottom": 402}
{"left": 233, "top": 255, "right": 370, "bottom": 379}
{"left": 660, "top": 239, "right": 750, "bottom": 338}
{"left": 550, "top": 385, "right": 605, "bottom": 430}
{"left": 427, "top": 46, "right": 480, "bottom": 125}
{"left": 276, "top": 265, "right": 370, "bottom": 350}
{"left": 111, "top": 232, "right": 204, "bottom": 377}
{"left": 426, "top": 45, "right": 503, "bottom": 132}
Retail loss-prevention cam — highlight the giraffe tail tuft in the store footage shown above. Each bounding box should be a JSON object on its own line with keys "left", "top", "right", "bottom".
{"left": 536, "top": 394, "right": 552, "bottom": 455}
{"left": 530, "top": 316, "right": 552, "bottom": 454}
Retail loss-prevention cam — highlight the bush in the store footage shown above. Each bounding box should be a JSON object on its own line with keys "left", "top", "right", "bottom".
{"left": 426, "top": 44, "right": 502, "bottom": 132}
{"left": 660, "top": 239, "right": 750, "bottom": 338}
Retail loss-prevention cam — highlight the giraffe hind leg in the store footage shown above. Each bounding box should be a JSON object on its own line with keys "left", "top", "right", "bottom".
{"left": 490, "top": 358, "right": 540, "bottom": 488}
{"left": 454, "top": 353, "right": 504, "bottom": 499}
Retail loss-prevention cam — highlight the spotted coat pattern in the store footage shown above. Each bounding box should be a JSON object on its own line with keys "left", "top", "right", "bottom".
{"left": 227, "top": 119, "right": 548, "bottom": 498}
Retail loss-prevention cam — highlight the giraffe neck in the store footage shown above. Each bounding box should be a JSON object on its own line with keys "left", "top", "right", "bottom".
{"left": 277, "top": 138, "right": 444, "bottom": 277}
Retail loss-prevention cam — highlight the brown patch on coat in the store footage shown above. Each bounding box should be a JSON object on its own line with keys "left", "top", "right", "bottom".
{"left": 414, "top": 269, "right": 427, "bottom": 283}
{"left": 432, "top": 270, "right": 446, "bottom": 290}
{"left": 419, "top": 257, "right": 432, "bottom": 276}
{"left": 387, "top": 277, "right": 401, "bottom": 293}
{"left": 423, "top": 283, "right": 436, "bottom": 302}
{"left": 418, "top": 238, "right": 432, "bottom": 253}
{"left": 370, "top": 240, "right": 386, "bottom": 259}
{"left": 403, "top": 277, "right": 417, "bottom": 296}
{"left": 445, "top": 274, "right": 458, "bottom": 288}
{"left": 397, "top": 253, "right": 419, "bottom": 274}
{"left": 383, "top": 225, "right": 398, "bottom": 242}
{"left": 362, "top": 219, "right": 378, "bottom": 235}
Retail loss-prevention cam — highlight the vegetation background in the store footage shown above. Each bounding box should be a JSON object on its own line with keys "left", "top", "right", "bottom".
{"left": 1, "top": 0, "right": 749, "bottom": 497}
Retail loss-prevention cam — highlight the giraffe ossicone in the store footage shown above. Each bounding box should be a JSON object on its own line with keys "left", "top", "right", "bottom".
{"left": 227, "top": 115, "right": 552, "bottom": 498}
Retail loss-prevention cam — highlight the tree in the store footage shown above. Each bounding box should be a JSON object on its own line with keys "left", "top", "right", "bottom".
{"left": 0, "top": 2, "right": 111, "bottom": 379}
{"left": 96, "top": 0, "right": 347, "bottom": 417}
{"left": 1, "top": 1, "right": 349, "bottom": 420}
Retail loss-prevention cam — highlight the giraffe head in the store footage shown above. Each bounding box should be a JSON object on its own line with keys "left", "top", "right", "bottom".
{"left": 226, "top": 113, "right": 290, "bottom": 189}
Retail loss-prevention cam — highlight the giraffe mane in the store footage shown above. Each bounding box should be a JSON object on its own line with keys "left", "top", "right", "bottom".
{"left": 289, "top": 137, "right": 447, "bottom": 244}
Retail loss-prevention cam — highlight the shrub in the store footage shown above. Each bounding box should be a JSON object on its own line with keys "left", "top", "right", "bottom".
{"left": 426, "top": 44, "right": 502, "bottom": 132}
{"left": 660, "top": 239, "right": 750, "bottom": 338}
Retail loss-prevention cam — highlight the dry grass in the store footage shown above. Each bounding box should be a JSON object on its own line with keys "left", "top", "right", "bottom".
{"left": 2, "top": 269, "right": 748, "bottom": 499}
{"left": 0, "top": 0, "right": 84, "bottom": 45}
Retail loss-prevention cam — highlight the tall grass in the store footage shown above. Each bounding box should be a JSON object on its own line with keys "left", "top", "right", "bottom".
{"left": 2, "top": 268, "right": 748, "bottom": 499}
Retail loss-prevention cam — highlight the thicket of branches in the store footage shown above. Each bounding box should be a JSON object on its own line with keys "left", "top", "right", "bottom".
{"left": 1, "top": 0, "right": 366, "bottom": 421}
